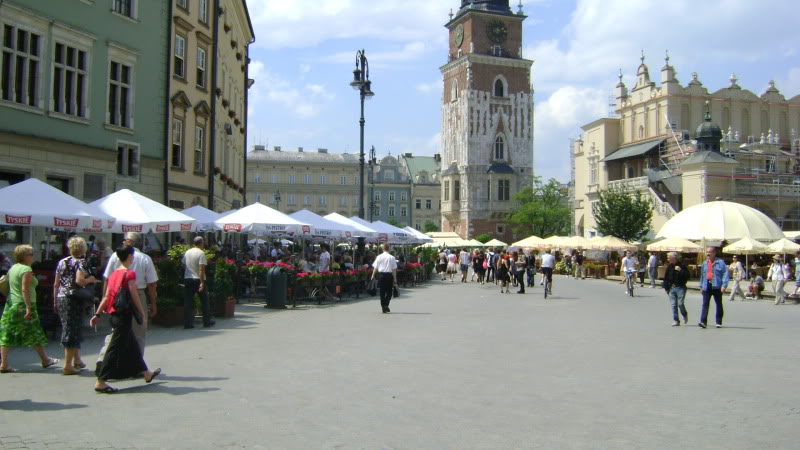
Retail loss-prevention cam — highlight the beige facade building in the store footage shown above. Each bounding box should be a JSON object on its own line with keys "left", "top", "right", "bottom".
{"left": 167, "top": 0, "right": 215, "bottom": 210}
{"left": 572, "top": 53, "right": 800, "bottom": 238}
{"left": 399, "top": 154, "right": 441, "bottom": 231}
{"left": 246, "top": 146, "right": 362, "bottom": 217}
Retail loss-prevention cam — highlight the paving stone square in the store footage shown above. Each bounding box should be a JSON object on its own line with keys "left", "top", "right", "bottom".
{"left": 1, "top": 276, "right": 798, "bottom": 449}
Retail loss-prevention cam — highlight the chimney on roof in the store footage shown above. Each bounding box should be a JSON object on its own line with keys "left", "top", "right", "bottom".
{"left": 254, "top": 144, "right": 266, "bottom": 151}
{"left": 274, "top": 146, "right": 281, "bottom": 152}
{"left": 298, "top": 147, "right": 303, "bottom": 152}
{"left": 318, "top": 148, "right": 328, "bottom": 153}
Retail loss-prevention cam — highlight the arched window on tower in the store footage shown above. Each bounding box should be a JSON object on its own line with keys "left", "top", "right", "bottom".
{"left": 494, "top": 79, "right": 505, "bottom": 97}
{"left": 494, "top": 135, "right": 505, "bottom": 161}
{"left": 451, "top": 79, "right": 459, "bottom": 102}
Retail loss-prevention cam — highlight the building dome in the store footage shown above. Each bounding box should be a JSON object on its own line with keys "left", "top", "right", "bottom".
{"left": 695, "top": 117, "right": 723, "bottom": 141}
{"left": 380, "top": 155, "right": 398, "bottom": 165}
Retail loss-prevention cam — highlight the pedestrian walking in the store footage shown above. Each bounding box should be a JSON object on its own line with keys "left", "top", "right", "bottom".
{"left": 371, "top": 243, "right": 397, "bottom": 313}
{"left": 647, "top": 252, "right": 659, "bottom": 288}
{"left": 513, "top": 251, "right": 526, "bottom": 294}
{"left": 727, "top": 255, "right": 746, "bottom": 301}
{"left": 526, "top": 251, "right": 537, "bottom": 287}
{"left": 90, "top": 245, "right": 161, "bottom": 394}
{"left": 698, "top": 247, "right": 729, "bottom": 329}
{"left": 446, "top": 251, "right": 458, "bottom": 282}
{"left": 662, "top": 252, "right": 689, "bottom": 326}
{"left": 473, "top": 250, "right": 486, "bottom": 284}
{"left": 637, "top": 253, "right": 647, "bottom": 287}
{"left": 0, "top": 245, "right": 60, "bottom": 373}
{"left": 182, "top": 237, "right": 215, "bottom": 329}
{"left": 459, "top": 247, "right": 470, "bottom": 283}
{"left": 767, "top": 255, "right": 787, "bottom": 305}
{"left": 437, "top": 250, "right": 447, "bottom": 281}
{"left": 53, "top": 237, "right": 98, "bottom": 375}
{"left": 497, "top": 254, "right": 511, "bottom": 293}
{"left": 574, "top": 251, "right": 585, "bottom": 279}
{"left": 486, "top": 247, "right": 496, "bottom": 283}
{"left": 790, "top": 251, "right": 800, "bottom": 297}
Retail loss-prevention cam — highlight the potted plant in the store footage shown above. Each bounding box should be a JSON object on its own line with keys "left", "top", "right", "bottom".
{"left": 152, "top": 297, "right": 183, "bottom": 327}
{"left": 209, "top": 257, "right": 236, "bottom": 318}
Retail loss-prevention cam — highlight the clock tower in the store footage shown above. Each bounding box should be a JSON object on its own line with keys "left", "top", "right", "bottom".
{"left": 439, "top": 0, "right": 534, "bottom": 241}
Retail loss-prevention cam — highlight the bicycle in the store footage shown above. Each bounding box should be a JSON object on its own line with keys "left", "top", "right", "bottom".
{"left": 625, "top": 271, "right": 635, "bottom": 297}
{"left": 542, "top": 268, "right": 553, "bottom": 299}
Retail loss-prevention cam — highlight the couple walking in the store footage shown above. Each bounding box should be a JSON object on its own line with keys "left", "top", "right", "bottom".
{"left": 662, "top": 247, "right": 729, "bottom": 328}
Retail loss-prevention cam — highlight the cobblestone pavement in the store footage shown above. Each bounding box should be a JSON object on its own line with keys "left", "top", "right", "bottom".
{"left": 1, "top": 276, "right": 798, "bottom": 449}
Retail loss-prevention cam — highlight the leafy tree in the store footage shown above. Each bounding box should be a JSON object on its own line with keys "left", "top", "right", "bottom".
{"left": 423, "top": 221, "right": 440, "bottom": 233}
{"left": 474, "top": 233, "right": 492, "bottom": 244}
{"left": 387, "top": 219, "right": 400, "bottom": 227}
{"left": 591, "top": 187, "right": 653, "bottom": 241}
{"left": 509, "top": 177, "right": 571, "bottom": 237}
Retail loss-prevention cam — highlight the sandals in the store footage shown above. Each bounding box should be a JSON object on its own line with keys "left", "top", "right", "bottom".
{"left": 75, "top": 362, "right": 87, "bottom": 369}
{"left": 94, "top": 386, "right": 119, "bottom": 394}
{"left": 41, "top": 358, "right": 60, "bottom": 369}
{"left": 0, "top": 368, "right": 17, "bottom": 374}
{"left": 145, "top": 368, "right": 161, "bottom": 384}
{"left": 63, "top": 368, "right": 81, "bottom": 376}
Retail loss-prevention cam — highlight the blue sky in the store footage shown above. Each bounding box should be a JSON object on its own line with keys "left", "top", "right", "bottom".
{"left": 245, "top": 0, "right": 800, "bottom": 182}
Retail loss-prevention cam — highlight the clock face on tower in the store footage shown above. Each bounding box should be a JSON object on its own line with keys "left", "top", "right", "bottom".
{"left": 455, "top": 23, "right": 464, "bottom": 47}
{"left": 486, "top": 19, "right": 507, "bottom": 44}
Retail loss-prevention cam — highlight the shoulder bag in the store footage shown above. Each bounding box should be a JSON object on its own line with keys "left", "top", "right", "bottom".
{"left": 0, "top": 274, "right": 8, "bottom": 297}
{"left": 112, "top": 270, "right": 142, "bottom": 324}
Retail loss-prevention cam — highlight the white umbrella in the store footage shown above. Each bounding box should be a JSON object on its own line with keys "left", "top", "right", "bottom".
{"left": 289, "top": 209, "right": 356, "bottom": 239}
{"left": 657, "top": 200, "right": 783, "bottom": 242}
{"left": 512, "top": 235, "right": 546, "bottom": 249}
{"left": 590, "top": 236, "right": 638, "bottom": 252}
{"left": 324, "top": 213, "right": 378, "bottom": 241}
{"left": 403, "top": 226, "right": 433, "bottom": 244}
{"left": 646, "top": 237, "right": 703, "bottom": 253}
{"left": 0, "top": 178, "right": 114, "bottom": 231}
{"left": 181, "top": 205, "right": 220, "bottom": 232}
{"left": 350, "top": 218, "right": 412, "bottom": 244}
{"left": 213, "top": 202, "right": 312, "bottom": 236}
{"left": 765, "top": 238, "right": 800, "bottom": 255}
{"left": 90, "top": 189, "right": 195, "bottom": 233}
{"left": 485, "top": 239, "right": 507, "bottom": 248}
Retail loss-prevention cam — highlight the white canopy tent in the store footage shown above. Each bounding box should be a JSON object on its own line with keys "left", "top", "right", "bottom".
{"left": 89, "top": 189, "right": 195, "bottom": 234}
{"left": 289, "top": 210, "right": 358, "bottom": 240}
{"left": 213, "top": 202, "right": 312, "bottom": 236}
{"left": 0, "top": 178, "right": 115, "bottom": 231}
{"left": 403, "top": 226, "right": 433, "bottom": 244}
{"left": 349, "top": 218, "right": 413, "bottom": 244}
{"left": 181, "top": 205, "right": 221, "bottom": 232}
{"left": 324, "top": 213, "right": 378, "bottom": 241}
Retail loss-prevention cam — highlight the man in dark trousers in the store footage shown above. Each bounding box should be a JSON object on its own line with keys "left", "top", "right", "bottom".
{"left": 698, "top": 246, "right": 729, "bottom": 328}
{"left": 371, "top": 243, "right": 397, "bottom": 313}
{"left": 662, "top": 252, "right": 689, "bottom": 326}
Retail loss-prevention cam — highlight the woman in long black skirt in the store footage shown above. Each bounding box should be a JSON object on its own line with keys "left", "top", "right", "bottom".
{"left": 89, "top": 245, "right": 160, "bottom": 394}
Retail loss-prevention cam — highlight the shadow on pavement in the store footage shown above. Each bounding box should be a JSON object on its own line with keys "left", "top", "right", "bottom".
{"left": 0, "top": 399, "right": 88, "bottom": 411}
{"left": 116, "top": 382, "right": 221, "bottom": 396}
{"left": 158, "top": 375, "right": 228, "bottom": 382}
{"left": 387, "top": 312, "right": 432, "bottom": 315}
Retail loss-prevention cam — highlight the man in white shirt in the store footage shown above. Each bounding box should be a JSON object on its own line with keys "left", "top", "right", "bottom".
{"left": 270, "top": 242, "right": 283, "bottom": 260}
{"left": 371, "top": 243, "right": 398, "bottom": 313}
{"left": 540, "top": 249, "right": 556, "bottom": 293}
{"left": 621, "top": 251, "right": 638, "bottom": 293}
{"left": 318, "top": 243, "right": 331, "bottom": 273}
{"left": 183, "top": 236, "right": 215, "bottom": 329}
{"left": 459, "top": 248, "right": 471, "bottom": 283}
{"left": 96, "top": 232, "right": 159, "bottom": 372}
{"left": 647, "top": 252, "right": 659, "bottom": 288}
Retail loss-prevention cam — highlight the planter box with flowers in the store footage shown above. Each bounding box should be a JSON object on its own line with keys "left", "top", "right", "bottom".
{"left": 208, "top": 257, "right": 237, "bottom": 318}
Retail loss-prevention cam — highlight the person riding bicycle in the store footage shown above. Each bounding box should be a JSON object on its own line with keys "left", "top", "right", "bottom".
{"left": 540, "top": 249, "right": 555, "bottom": 294}
{"left": 621, "top": 250, "right": 638, "bottom": 293}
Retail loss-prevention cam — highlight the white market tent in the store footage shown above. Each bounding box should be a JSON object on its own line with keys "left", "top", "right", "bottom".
{"left": 722, "top": 237, "right": 767, "bottom": 255}
{"left": 350, "top": 218, "right": 413, "bottom": 244}
{"left": 289, "top": 209, "right": 358, "bottom": 240}
{"left": 403, "top": 226, "right": 433, "bottom": 244}
{"left": 646, "top": 237, "right": 703, "bottom": 253}
{"left": 213, "top": 202, "right": 311, "bottom": 236}
{"left": 181, "top": 205, "right": 221, "bottom": 232}
{"left": 0, "top": 178, "right": 114, "bottom": 231}
{"left": 324, "top": 213, "right": 378, "bottom": 240}
{"left": 656, "top": 200, "right": 784, "bottom": 242}
{"left": 90, "top": 189, "right": 195, "bottom": 233}
{"left": 485, "top": 238, "right": 507, "bottom": 248}
{"left": 764, "top": 238, "right": 800, "bottom": 255}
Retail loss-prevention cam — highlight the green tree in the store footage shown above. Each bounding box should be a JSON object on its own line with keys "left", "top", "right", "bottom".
{"left": 387, "top": 219, "right": 400, "bottom": 227}
{"left": 423, "top": 221, "right": 440, "bottom": 233}
{"left": 508, "top": 177, "right": 571, "bottom": 237}
{"left": 591, "top": 187, "right": 653, "bottom": 241}
{"left": 474, "top": 233, "right": 491, "bottom": 244}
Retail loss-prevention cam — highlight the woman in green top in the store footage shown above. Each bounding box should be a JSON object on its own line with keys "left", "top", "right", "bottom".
{"left": 0, "top": 245, "right": 59, "bottom": 373}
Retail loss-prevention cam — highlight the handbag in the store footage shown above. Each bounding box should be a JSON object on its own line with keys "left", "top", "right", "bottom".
{"left": 0, "top": 274, "right": 8, "bottom": 297}
{"left": 392, "top": 285, "right": 399, "bottom": 298}
{"left": 112, "top": 270, "right": 142, "bottom": 324}
{"left": 366, "top": 279, "right": 378, "bottom": 296}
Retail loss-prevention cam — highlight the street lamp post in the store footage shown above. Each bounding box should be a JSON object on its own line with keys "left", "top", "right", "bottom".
{"left": 349, "top": 49, "right": 374, "bottom": 220}
{"left": 368, "top": 145, "right": 377, "bottom": 221}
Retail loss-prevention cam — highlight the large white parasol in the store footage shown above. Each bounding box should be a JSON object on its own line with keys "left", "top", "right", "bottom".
{"left": 213, "top": 202, "right": 311, "bottom": 236}
{"left": 90, "top": 189, "right": 195, "bottom": 233}
{"left": 657, "top": 200, "right": 783, "bottom": 242}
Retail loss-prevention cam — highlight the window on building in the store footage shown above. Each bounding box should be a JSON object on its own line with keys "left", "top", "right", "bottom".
{"left": 498, "top": 180, "right": 510, "bottom": 201}
{"left": 288, "top": 174, "right": 296, "bottom": 184}
{"left": 117, "top": 143, "right": 139, "bottom": 177}
{"left": 1, "top": 25, "right": 42, "bottom": 106}
{"left": 389, "top": 191, "right": 395, "bottom": 201}
{"left": 168, "top": 199, "right": 185, "bottom": 209}
{"left": 340, "top": 176, "right": 347, "bottom": 185}
{"left": 270, "top": 174, "right": 278, "bottom": 184}
{"left": 354, "top": 176, "right": 360, "bottom": 186}
{"left": 444, "top": 181, "right": 450, "bottom": 201}
{"left": 385, "top": 171, "right": 394, "bottom": 181}
{"left": 388, "top": 206, "right": 395, "bottom": 217}
{"left": 400, "top": 206, "right": 407, "bottom": 217}
{"left": 454, "top": 180, "right": 460, "bottom": 201}
{"left": 353, "top": 196, "right": 359, "bottom": 207}
{"left": 303, "top": 195, "right": 311, "bottom": 205}
{"left": 83, "top": 173, "right": 104, "bottom": 201}
{"left": 494, "top": 136, "right": 505, "bottom": 160}
{"left": 486, "top": 179, "right": 491, "bottom": 200}
{"left": 426, "top": 199, "right": 432, "bottom": 209}
{"left": 196, "top": 47, "right": 206, "bottom": 88}
{"left": 174, "top": 35, "right": 185, "bottom": 79}
{"left": 177, "top": 0, "right": 188, "bottom": 9}
{"left": 494, "top": 78, "right": 504, "bottom": 97}
{"left": 415, "top": 199, "right": 421, "bottom": 209}
{"left": 319, "top": 195, "right": 326, "bottom": 205}
{"left": 53, "top": 43, "right": 88, "bottom": 117}
{"left": 287, "top": 195, "right": 296, "bottom": 205}
{"left": 401, "top": 192, "right": 407, "bottom": 202}
{"left": 46, "top": 176, "right": 71, "bottom": 194}
{"left": 113, "top": 0, "right": 135, "bottom": 18}
{"left": 374, "top": 191, "right": 381, "bottom": 201}
{"left": 375, "top": 205, "right": 381, "bottom": 217}
{"left": 496, "top": 224, "right": 505, "bottom": 235}
{"left": 171, "top": 118, "right": 183, "bottom": 168}
{"left": 303, "top": 175, "right": 311, "bottom": 184}
{"left": 254, "top": 173, "right": 261, "bottom": 183}
{"left": 255, "top": 193, "right": 261, "bottom": 203}
{"left": 194, "top": 125, "right": 205, "bottom": 173}
{"left": 319, "top": 175, "right": 326, "bottom": 185}
{"left": 108, "top": 61, "right": 132, "bottom": 127}
{"left": 339, "top": 196, "right": 347, "bottom": 206}
{"left": 198, "top": 0, "right": 209, "bottom": 24}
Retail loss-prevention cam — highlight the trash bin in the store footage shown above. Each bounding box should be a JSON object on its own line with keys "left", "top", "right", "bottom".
{"left": 265, "top": 266, "right": 288, "bottom": 309}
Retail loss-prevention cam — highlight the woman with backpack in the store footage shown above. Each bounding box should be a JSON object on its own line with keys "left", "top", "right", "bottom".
{"left": 90, "top": 245, "right": 160, "bottom": 394}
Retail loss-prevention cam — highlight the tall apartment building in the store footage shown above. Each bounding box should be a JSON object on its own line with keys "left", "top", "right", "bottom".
{"left": 0, "top": 0, "right": 169, "bottom": 249}
{"left": 399, "top": 154, "right": 441, "bottom": 231}
{"left": 368, "top": 154, "right": 412, "bottom": 227}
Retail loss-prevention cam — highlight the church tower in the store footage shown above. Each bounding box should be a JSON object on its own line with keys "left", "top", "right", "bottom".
{"left": 439, "top": 0, "right": 534, "bottom": 241}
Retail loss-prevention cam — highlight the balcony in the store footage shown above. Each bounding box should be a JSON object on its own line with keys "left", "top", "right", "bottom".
{"left": 607, "top": 176, "right": 649, "bottom": 192}
{"left": 735, "top": 182, "right": 800, "bottom": 197}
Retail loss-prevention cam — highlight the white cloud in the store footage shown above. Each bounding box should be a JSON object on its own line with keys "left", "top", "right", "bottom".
{"left": 248, "top": 60, "right": 335, "bottom": 119}
{"left": 416, "top": 80, "right": 441, "bottom": 94}
{"left": 326, "top": 41, "right": 435, "bottom": 66}
{"left": 776, "top": 67, "right": 800, "bottom": 99}
{"left": 383, "top": 133, "right": 441, "bottom": 157}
